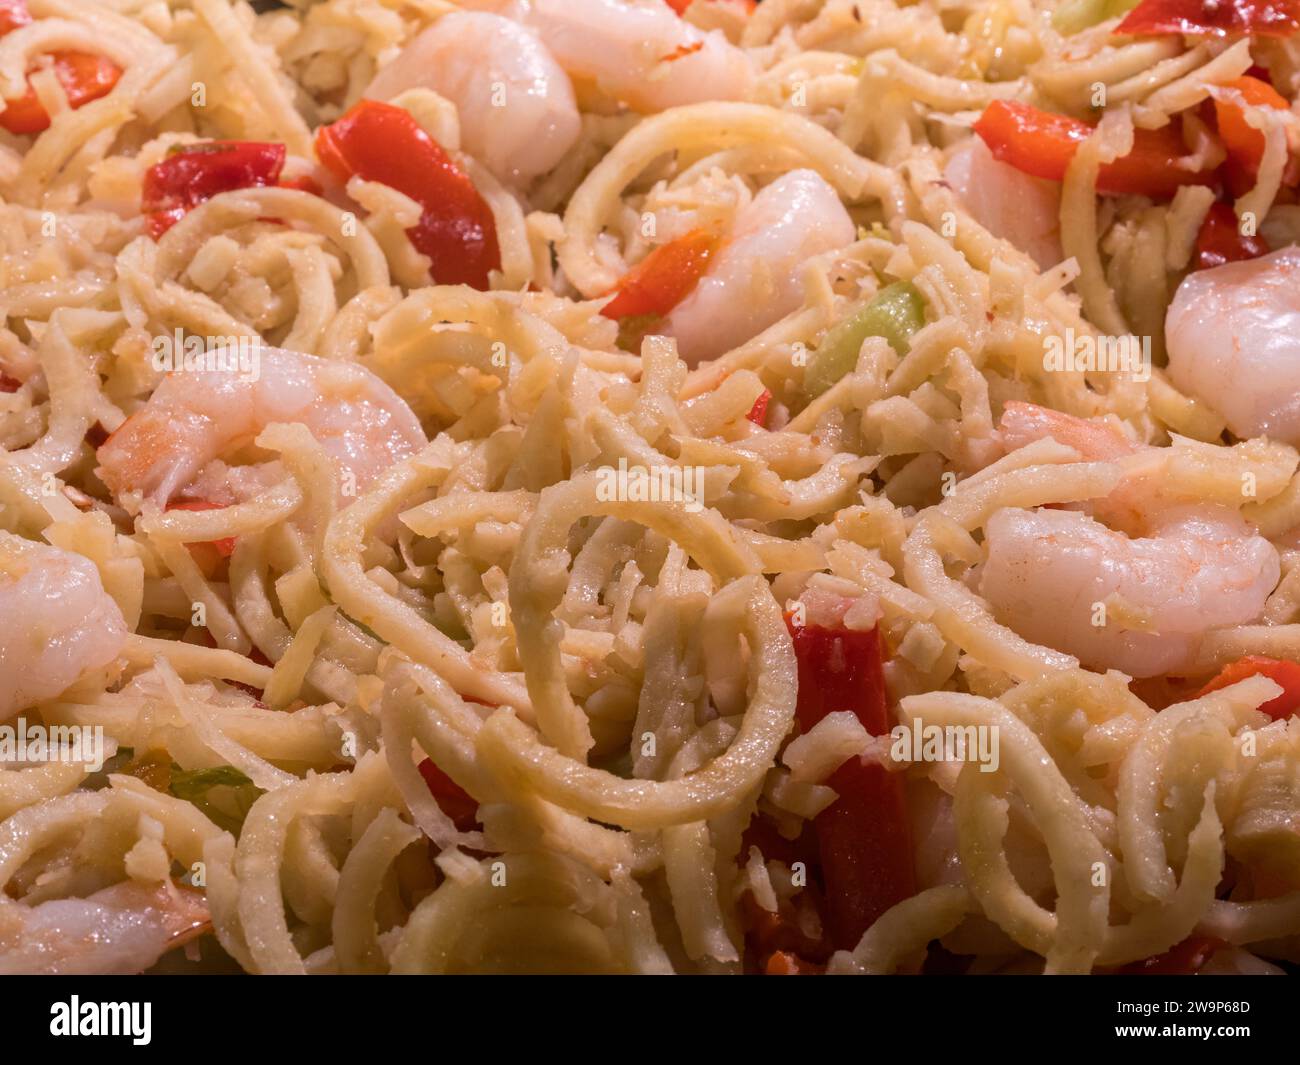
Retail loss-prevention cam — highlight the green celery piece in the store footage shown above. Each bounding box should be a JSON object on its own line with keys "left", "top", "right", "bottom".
{"left": 1052, "top": 0, "right": 1140, "bottom": 35}
{"left": 803, "top": 281, "right": 924, "bottom": 399}
{"left": 170, "top": 765, "right": 265, "bottom": 835}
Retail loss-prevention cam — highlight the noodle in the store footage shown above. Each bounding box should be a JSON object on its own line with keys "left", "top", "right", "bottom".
{"left": 1, "top": 0, "right": 1298, "bottom": 979}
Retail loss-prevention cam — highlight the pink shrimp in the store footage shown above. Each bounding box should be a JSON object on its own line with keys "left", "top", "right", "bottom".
{"left": 978, "top": 403, "right": 1279, "bottom": 678}
{"left": 96, "top": 347, "right": 426, "bottom": 506}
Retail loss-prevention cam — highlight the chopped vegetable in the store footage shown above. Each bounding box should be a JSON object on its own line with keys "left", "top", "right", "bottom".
{"left": 117, "top": 748, "right": 173, "bottom": 792}
{"left": 740, "top": 890, "right": 831, "bottom": 970}
{"left": 1194, "top": 201, "right": 1270, "bottom": 270}
{"left": 278, "top": 173, "right": 322, "bottom": 195}
{"left": 764, "top": 950, "right": 824, "bottom": 975}
{"left": 786, "top": 616, "right": 915, "bottom": 951}
{"left": 746, "top": 388, "right": 772, "bottom": 427}
{"left": 1196, "top": 655, "right": 1300, "bottom": 720}
{"left": 1116, "top": 934, "right": 1223, "bottom": 974}
{"left": 600, "top": 228, "right": 720, "bottom": 320}
{"left": 1213, "top": 74, "right": 1293, "bottom": 192}
{"left": 973, "top": 99, "right": 1216, "bottom": 199}
{"left": 803, "top": 281, "right": 924, "bottom": 398}
{"left": 315, "top": 99, "right": 501, "bottom": 290}
{"left": 169, "top": 765, "right": 265, "bottom": 835}
{"left": 1051, "top": 0, "right": 1140, "bottom": 35}
{"left": 614, "top": 313, "right": 662, "bottom": 353}
{"left": 1117, "top": 0, "right": 1300, "bottom": 37}
{"left": 0, "top": 0, "right": 121, "bottom": 136}
{"left": 142, "top": 141, "right": 287, "bottom": 239}
{"left": 418, "top": 757, "right": 480, "bottom": 832}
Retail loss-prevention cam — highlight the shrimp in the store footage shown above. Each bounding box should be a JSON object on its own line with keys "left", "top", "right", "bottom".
{"left": 978, "top": 402, "right": 1280, "bottom": 677}
{"left": 664, "top": 168, "right": 856, "bottom": 365}
{"left": 0, "top": 534, "right": 128, "bottom": 719}
{"left": 998, "top": 400, "right": 1137, "bottom": 461}
{"left": 96, "top": 347, "right": 426, "bottom": 506}
{"left": 998, "top": 400, "right": 1154, "bottom": 533}
{"left": 944, "top": 138, "right": 1063, "bottom": 271}
{"left": 1166, "top": 246, "right": 1300, "bottom": 445}
{"left": 364, "top": 11, "right": 581, "bottom": 186}
{"left": 482, "top": 0, "right": 754, "bottom": 113}
{"left": 0, "top": 880, "right": 210, "bottom": 975}
{"left": 979, "top": 504, "right": 1279, "bottom": 678}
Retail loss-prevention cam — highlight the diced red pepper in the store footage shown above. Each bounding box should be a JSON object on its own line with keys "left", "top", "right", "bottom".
{"left": 0, "top": 52, "right": 121, "bottom": 135}
{"left": 764, "top": 950, "right": 824, "bottom": 975}
{"left": 1213, "top": 74, "right": 1293, "bottom": 192}
{"left": 973, "top": 99, "right": 1216, "bottom": 199}
{"left": 740, "top": 891, "right": 832, "bottom": 965}
{"left": 315, "top": 99, "right": 500, "bottom": 290}
{"left": 165, "top": 500, "right": 237, "bottom": 558}
{"left": 1116, "top": 934, "right": 1224, "bottom": 974}
{"left": 0, "top": 0, "right": 121, "bottom": 136}
{"left": 1117, "top": 0, "right": 1300, "bottom": 37}
{"left": 1196, "top": 655, "right": 1300, "bottom": 720}
{"left": 417, "top": 757, "right": 481, "bottom": 833}
{"left": 785, "top": 616, "right": 915, "bottom": 951}
{"left": 1194, "top": 201, "right": 1270, "bottom": 269}
{"left": 0, "top": 371, "right": 21, "bottom": 392}
{"left": 600, "top": 228, "right": 720, "bottom": 320}
{"left": 142, "top": 141, "right": 287, "bottom": 239}
{"left": 746, "top": 388, "right": 772, "bottom": 427}
{"left": 278, "top": 173, "right": 321, "bottom": 195}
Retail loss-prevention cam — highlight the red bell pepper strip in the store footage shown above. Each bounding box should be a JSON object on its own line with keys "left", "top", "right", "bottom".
{"left": 786, "top": 615, "right": 915, "bottom": 951}
{"left": 0, "top": 0, "right": 121, "bottom": 136}
{"left": 746, "top": 388, "right": 771, "bottom": 427}
{"left": 315, "top": 99, "right": 500, "bottom": 290}
{"left": 973, "top": 99, "right": 1216, "bottom": 199}
{"left": 417, "top": 757, "right": 481, "bottom": 833}
{"left": 1213, "top": 74, "right": 1293, "bottom": 190}
{"left": 1116, "top": 934, "right": 1224, "bottom": 974}
{"left": 165, "top": 500, "right": 237, "bottom": 558}
{"left": 1117, "top": 0, "right": 1300, "bottom": 37}
{"left": 1196, "top": 655, "right": 1300, "bottom": 720}
{"left": 1194, "top": 201, "right": 1270, "bottom": 269}
{"left": 142, "top": 141, "right": 287, "bottom": 239}
{"left": 600, "top": 227, "right": 720, "bottom": 320}
{"left": 0, "top": 53, "right": 120, "bottom": 135}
